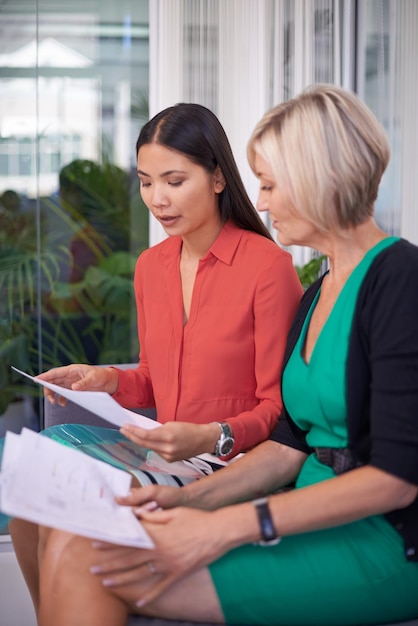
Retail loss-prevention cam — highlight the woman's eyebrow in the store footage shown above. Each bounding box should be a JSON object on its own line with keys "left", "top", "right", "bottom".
{"left": 137, "top": 169, "right": 187, "bottom": 177}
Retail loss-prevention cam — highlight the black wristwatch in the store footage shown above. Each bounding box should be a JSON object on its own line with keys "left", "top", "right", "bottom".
{"left": 214, "top": 422, "right": 234, "bottom": 458}
{"left": 253, "top": 497, "right": 281, "bottom": 546}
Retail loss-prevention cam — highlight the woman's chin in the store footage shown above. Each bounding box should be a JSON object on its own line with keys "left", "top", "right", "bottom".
{"left": 276, "top": 232, "right": 292, "bottom": 247}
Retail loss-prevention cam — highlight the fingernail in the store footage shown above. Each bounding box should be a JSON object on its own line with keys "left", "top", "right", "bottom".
{"left": 89, "top": 565, "right": 102, "bottom": 574}
{"left": 102, "top": 578, "right": 115, "bottom": 587}
{"left": 136, "top": 599, "right": 146, "bottom": 607}
{"left": 134, "top": 501, "right": 159, "bottom": 515}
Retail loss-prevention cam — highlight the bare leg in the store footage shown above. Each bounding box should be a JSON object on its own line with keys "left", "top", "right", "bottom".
{"left": 39, "top": 531, "right": 224, "bottom": 626}
{"left": 38, "top": 531, "right": 128, "bottom": 626}
{"left": 9, "top": 519, "right": 41, "bottom": 614}
{"left": 132, "top": 568, "right": 224, "bottom": 623}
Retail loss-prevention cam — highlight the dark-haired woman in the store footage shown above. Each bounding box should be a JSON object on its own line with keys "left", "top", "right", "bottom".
{"left": 36, "top": 103, "right": 302, "bottom": 463}
{"left": 7, "top": 104, "right": 301, "bottom": 619}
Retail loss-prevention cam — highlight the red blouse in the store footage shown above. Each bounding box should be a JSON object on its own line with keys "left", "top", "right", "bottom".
{"left": 112, "top": 222, "right": 302, "bottom": 456}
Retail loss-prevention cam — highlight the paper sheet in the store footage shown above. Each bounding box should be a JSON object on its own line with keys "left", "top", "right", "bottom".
{"left": 12, "top": 366, "right": 160, "bottom": 430}
{"left": 0, "top": 428, "right": 154, "bottom": 548}
{"left": 11, "top": 366, "right": 226, "bottom": 467}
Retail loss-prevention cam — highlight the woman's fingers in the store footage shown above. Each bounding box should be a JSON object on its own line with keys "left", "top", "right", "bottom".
{"left": 36, "top": 364, "right": 119, "bottom": 400}
{"left": 134, "top": 571, "right": 182, "bottom": 607}
{"left": 90, "top": 546, "right": 151, "bottom": 576}
{"left": 42, "top": 388, "right": 62, "bottom": 405}
{"left": 71, "top": 366, "right": 119, "bottom": 394}
{"left": 120, "top": 421, "right": 215, "bottom": 462}
{"left": 37, "top": 364, "right": 81, "bottom": 387}
{"left": 116, "top": 485, "right": 183, "bottom": 511}
{"left": 92, "top": 545, "right": 190, "bottom": 606}
{"left": 91, "top": 508, "right": 224, "bottom": 607}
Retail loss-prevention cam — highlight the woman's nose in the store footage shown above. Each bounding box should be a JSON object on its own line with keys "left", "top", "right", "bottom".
{"left": 256, "top": 195, "right": 269, "bottom": 213}
{"left": 151, "top": 185, "right": 168, "bottom": 208}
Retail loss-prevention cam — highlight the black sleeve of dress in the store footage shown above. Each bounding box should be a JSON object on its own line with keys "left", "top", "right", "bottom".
{"left": 269, "top": 407, "right": 311, "bottom": 454}
{"left": 349, "top": 240, "right": 418, "bottom": 486}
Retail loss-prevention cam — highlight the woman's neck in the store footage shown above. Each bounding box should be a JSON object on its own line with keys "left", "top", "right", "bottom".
{"left": 320, "top": 219, "right": 388, "bottom": 283}
{"left": 180, "top": 220, "right": 224, "bottom": 261}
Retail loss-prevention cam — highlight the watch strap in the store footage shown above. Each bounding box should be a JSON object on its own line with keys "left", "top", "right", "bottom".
{"left": 253, "top": 497, "right": 281, "bottom": 546}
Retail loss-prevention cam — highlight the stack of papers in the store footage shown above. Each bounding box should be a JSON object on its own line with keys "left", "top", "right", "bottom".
{"left": 0, "top": 428, "right": 154, "bottom": 548}
{"left": 0, "top": 367, "right": 231, "bottom": 543}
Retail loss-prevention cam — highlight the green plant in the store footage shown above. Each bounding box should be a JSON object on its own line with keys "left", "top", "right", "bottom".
{"left": 0, "top": 332, "right": 34, "bottom": 414}
{"left": 295, "top": 254, "right": 327, "bottom": 290}
{"left": 0, "top": 159, "right": 148, "bottom": 417}
{"left": 42, "top": 251, "right": 139, "bottom": 368}
{"left": 0, "top": 216, "right": 69, "bottom": 412}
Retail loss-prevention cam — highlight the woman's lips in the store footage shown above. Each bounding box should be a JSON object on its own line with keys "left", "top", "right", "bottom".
{"left": 158, "top": 215, "right": 179, "bottom": 224}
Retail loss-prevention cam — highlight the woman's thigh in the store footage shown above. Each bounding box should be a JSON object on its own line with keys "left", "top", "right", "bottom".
{"left": 42, "top": 530, "right": 225, "bottom": 624}
{"left": 128, "top": 568, "right": 225, "bottom": 623}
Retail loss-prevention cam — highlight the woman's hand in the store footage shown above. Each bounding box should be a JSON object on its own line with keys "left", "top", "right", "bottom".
{"left": 37, "top": 364, "right": 119, "bottom": 406}
{"left": 91, "top": 503, "right": 253, "bottom": 606}
{"left": 120, "top": 421, "right": 221, "bottom": 462}
{"left": 116, "top": 485, "right": 185, "bottom": 511}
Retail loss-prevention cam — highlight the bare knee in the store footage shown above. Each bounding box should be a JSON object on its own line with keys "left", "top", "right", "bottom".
{"left": 42, "top": 530, "right": 93, "bottom": 578}
{"left": 39, "top": 534, "right": 128, "bottom": 626}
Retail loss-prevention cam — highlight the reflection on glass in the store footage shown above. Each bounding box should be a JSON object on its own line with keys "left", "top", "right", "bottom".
{"left": 0, "top": 1, "right": 150, "bottom": 442}
{"left": 357, "top": 0, "right": 400, "bottom": 236}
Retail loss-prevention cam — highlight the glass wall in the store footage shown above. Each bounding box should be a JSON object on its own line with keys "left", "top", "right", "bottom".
{"left": 0, "top": 0, "right": 150, "bottom": 437}
{"left": 356, "top": 0, "right": 400, "bottom": 236}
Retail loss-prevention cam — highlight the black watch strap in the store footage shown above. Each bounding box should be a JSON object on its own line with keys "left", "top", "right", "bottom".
{"left": 253, "top": 497, "right": 281, "bottom": 546}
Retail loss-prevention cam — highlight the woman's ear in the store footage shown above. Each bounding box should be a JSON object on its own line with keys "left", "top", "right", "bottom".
{"left": 213, "top": 166, "right": 226, "bottom": 193}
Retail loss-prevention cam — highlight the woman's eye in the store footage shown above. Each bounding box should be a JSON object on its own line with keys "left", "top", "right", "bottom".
{"left": 168, "top": 180, "right": 183, "bottom": 187}
{"left": 140, "top": 180, "right": 151, "bottom": 188}
{"left": 261, "top": 185, "right": 272, "bottom": 192}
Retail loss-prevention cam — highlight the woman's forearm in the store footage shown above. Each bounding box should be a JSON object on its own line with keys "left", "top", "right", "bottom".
{"left": 195, "top": 464, "right": 417, "bottom": 557}
{"left": 267, "top": 465, "right": 417, "bottom": 538}
{"left": 180, "top": 440, "right": 306, "bottom": 510}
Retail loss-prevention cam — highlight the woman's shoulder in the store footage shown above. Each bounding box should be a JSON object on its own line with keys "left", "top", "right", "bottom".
{"left": 368, "top": 238, "right": 418, "bottom": 279}
{"left": 238, "top": 227, "right": 292, "bottom": 260}
{"left": 381, "top": 237, "right": 418, "bottom": 259}
{"left": 136, "top": 236, "right": 181, "bottom": 266}
{"left": 357, "top": 238, "right": 418, "bottom": 309}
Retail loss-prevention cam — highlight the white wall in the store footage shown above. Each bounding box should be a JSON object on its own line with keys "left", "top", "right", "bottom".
{"left": 0, "top": 537, "right": 37, "bottom": 626}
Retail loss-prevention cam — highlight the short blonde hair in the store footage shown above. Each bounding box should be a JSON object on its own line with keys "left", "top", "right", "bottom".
{"left": 247, "top": 84, "right": 390, "bottom": 231}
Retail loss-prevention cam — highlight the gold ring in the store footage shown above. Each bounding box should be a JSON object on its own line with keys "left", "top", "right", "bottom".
{"left": 147, "top": 560, "right": 157, "bottom": 575}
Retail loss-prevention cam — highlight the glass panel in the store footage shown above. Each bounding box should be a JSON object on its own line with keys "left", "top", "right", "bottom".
{"left": 0, "top": 0, "right": 150, "bottom": 468}
{"left": 356, "top": 0, "right": 400, "bottom": 235}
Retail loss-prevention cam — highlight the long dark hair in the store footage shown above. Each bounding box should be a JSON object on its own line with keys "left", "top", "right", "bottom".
{"left": 136, "top": 103, "right": 273, "bottom": 241}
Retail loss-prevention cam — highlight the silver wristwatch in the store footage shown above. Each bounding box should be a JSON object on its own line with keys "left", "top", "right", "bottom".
{"left": 214, "top": 422, "right": 234, "bottom": 458}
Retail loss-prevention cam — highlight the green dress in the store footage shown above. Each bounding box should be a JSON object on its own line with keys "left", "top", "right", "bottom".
{"left": 210, "top": 238, "right": 418, "bottom": 625}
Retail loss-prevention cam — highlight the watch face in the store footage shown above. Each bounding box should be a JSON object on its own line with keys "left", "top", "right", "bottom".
{"left": 219, "top": 437, "right": 234, "bottom": 456}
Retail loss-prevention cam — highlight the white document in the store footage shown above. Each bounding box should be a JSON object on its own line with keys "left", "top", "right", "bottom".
{"left": 0, "top": 428, "right": 154, "bottom": 548}
{"left": 11, "top": 366, "right": 160, "bottom": 430}
{"left": 11, "top": 366, "right": 226, "bottom": 467}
